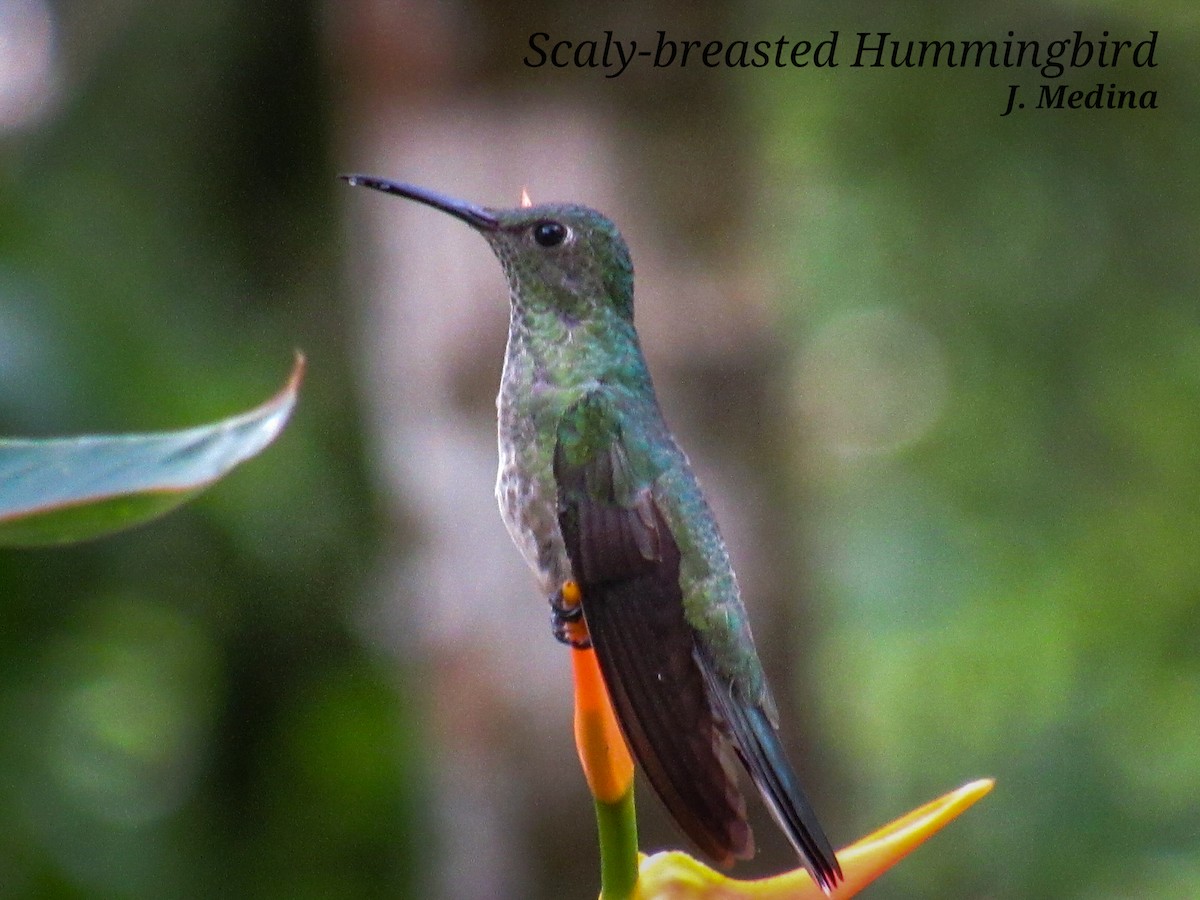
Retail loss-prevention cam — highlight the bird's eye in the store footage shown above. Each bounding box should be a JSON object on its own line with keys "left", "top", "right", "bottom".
{"left": 532, "top": 221, "right": 568, "bottom": 248}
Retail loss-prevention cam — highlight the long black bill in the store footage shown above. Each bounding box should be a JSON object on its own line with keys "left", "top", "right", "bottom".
{"left": 339, "top": 174, "right": 499, "bottom": 231}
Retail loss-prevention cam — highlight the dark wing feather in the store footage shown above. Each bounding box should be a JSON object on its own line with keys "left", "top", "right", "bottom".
{"left": 554, "top": 391, "right": 842, "bottom": 889}
{"left": 554, "top": 395, "right": 753, "bottom": 866}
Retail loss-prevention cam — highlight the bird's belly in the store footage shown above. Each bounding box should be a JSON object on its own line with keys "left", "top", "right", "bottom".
{"left": 496, "top": 444, "right": 572, "bottom": 596}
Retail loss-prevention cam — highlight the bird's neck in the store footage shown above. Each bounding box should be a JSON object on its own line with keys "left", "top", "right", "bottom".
{"left": 503, "top": 303, "right": 652, "bottom": 397}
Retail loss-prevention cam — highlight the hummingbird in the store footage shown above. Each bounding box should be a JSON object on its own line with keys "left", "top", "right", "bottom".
{"left": 342, "top": 174, "right": 842, "bottom": 893}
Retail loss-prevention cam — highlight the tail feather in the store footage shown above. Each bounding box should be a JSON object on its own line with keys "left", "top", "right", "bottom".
{"left": 700, "top": 657, "right": 843, "bottom": 892}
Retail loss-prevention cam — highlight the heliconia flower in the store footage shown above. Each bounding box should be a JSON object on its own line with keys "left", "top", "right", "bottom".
{"left": 570, "top": 638, "right": 994, "bottom": 899}
{"left": 572, "top": 633, "right": 635, "bottom": 804}
{"left": 629, "top": 778, "right": 994, "bottom": 899}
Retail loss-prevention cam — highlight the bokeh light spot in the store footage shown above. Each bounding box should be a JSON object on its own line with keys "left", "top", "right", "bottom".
{"left": 44, "top": 597, "right": 218, "bottom": 827}
{"left": 794, "top": 308, "right": 949, "bottom": 459}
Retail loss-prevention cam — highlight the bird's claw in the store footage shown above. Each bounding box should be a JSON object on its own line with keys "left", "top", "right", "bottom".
{"left": 550, "top": 581, "right": 591, "bottom": 650}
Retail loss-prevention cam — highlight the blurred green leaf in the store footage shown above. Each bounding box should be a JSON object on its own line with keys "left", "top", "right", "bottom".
{"left": 0, "top": 355, "right": 303, "bottom": 547}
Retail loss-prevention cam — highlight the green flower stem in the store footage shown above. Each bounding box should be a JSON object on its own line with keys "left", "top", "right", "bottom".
{"left": 595, "top": 782, "right": 639, "bottom": 899}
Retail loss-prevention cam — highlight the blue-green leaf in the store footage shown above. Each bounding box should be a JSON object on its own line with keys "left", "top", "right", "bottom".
{"left": 0, "top": 355, "right": 304, "bottom": 546}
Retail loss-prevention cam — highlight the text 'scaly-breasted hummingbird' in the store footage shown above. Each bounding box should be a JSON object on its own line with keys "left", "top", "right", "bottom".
{"left": 343, "top": 174, "right": 842, "bottom": 893}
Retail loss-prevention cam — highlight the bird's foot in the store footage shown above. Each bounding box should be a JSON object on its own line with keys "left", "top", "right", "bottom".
{"left": 550, "top": 580, "right": 591, "bottom": 650}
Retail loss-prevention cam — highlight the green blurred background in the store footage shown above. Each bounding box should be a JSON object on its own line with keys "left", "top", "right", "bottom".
{"left": 1, "top": 1, "right": 1197, "bottom": 898}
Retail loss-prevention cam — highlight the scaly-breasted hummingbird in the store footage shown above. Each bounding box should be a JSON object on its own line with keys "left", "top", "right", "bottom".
{"left": 343, "top": 174, "right": 842, "bottom": 893}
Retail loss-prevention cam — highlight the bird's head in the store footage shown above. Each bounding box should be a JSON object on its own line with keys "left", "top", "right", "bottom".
{"left": 342, "top": 176, "right": 635, "bottom": 324}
